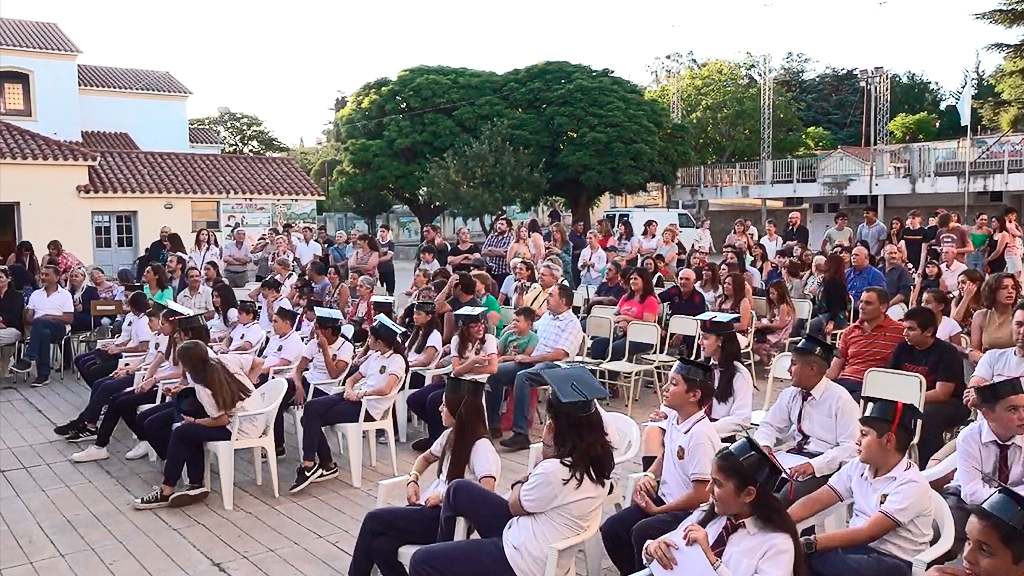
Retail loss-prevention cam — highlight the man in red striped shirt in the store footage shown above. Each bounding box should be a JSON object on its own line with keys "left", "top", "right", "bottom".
{"left": 826, "top": 287, "right": 905, "bottom": 402}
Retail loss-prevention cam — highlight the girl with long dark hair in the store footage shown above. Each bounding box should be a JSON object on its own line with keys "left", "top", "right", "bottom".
{"left": 202, "top": 261, "right": 223, "bottom": 289}
{"left": 753, "top": 279, "right": 796, "bottom": 365}
{"left": 698, "top": 320, "right": 755, "bottom": 439}
{"left": 407, "top": 302, "right": 443, "bottom": 388}
{"left": 350, "top": 234, "right": 381, "bottom": 280}
{"left": 143, "top": 263, "right": 174, "bottom": 305}
{"left": 6, "top": 241, "right": 40, "bottom": 287}
{"left": 589, "top": 268, "right": 659, "bottom": 362}
{"left": 716, "top": 272, "right": 753, "bottom": 347}
{"left": 132, "top": 341, "right": 260, "bottom": 510}
{"left": 208, "top": 283, "right": 239, "bottom": 343}
{"left": 188, "top": 228, "right": 221, "bottom": 271}
{"left": 408, "top": 376, "right": 614, "bottom": 576}
{"left": 617, "top": 220, "right": 640, "bottom": 265}
{"left": 643, "top": 438, "right": 803, "bottom": 576}
{"left": 349, "top": 377, "right": 499, "bottom": 576}
{"left": 808, "top": 253, "right": 849, "bottom": 338}
{"left": 291, "top": 315, "right": 408, "bottom": 492}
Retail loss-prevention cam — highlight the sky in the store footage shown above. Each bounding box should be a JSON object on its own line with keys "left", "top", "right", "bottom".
{"left": 3, "top": 0, "right": 1012, "bottom": 146}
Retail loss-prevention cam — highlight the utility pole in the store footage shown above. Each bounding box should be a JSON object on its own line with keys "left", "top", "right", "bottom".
{"left": 859, "top": 67, "right": 889, "bottom": 196}
{"left": 760, "top": 54, "right": 773, "bottom": 183}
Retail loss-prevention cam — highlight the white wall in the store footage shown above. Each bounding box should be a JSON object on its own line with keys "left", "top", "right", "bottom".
{"left": 79, "top": 91, "right": 190, "bottom": 151}
{"left": 0, "top": 50, "right": 81, "bottom": 141}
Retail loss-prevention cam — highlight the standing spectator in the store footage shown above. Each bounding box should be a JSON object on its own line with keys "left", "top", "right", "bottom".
{"left": 45, "top": 239, "right": 83, "bottom": 285}
{"left": 845, "top": 246, "right": 885, "bottom": 304}
{"left": 694, "top": 218, "right": 715, "bottom": 254}
{"left": 988, "top": 215, "right": 1011, "bottom": 274}
{"left": 187, "top": 229, "right": 220, "bottom": 271}
{"left": 323, "top": 264, "right": 350, "bottom": 313}
{"left": 1005, "top": 206, "right": 1023, "bottom": 280}
{"left": 545, "top": 223, "right": 573, "bottom": 283}
{"left": 881, "top": 244, "right": 912, "bottom": 307}
{"left": 294, "top": 225, "right": 323, "bottom": 267}
{"left": 656, "top": 227, "right": 680, "bottom": 275}
{"left": 0, "top": 266, "right": 24, "bottom": 376}
{"left": 568, "top": 219, "right": 587, "bottom": 286}
{"left": 820, "top": 212, "right": 855, "bottom": 252}
{"left": 637, "top": 220, "right": 660, "bottom": 261}
{"left": 142, "top": 263, "right": 174, "bottom": 305}
{"left": 855, "top": 207, "right": 887, "bottom": 256}
{"left": 596, "top": 218, "right": 615, "bottom": 249}
{"left": 6, "top": 241, "right": 41, "bottom": 288}
{"left": 526, "top": 219, "right": 546, "bottom": 265}
{"left": 506, "top": 224, "right": 535, "bottom": 266}
{"left": 725, "top": 219, "right": 754, "bottom": 256}
{"left": 138, "top": 226, "right": 171, "bottom": 279}
{"left": 759, "top": 218, "right": 783, "bottom": 261}
{"left": 252, "top": 227, "right": 279, "bottom": 281}
{"left": 221, "top": 228, "right": 251, "bottom": 288}
{"left": 10, "top": 265, "right": 73, "bottom": 386}
{"left": 316, "top": 225, "right": 335, "bottom": 251}
{"left": 349, "top": 234, "right": 380, "bottom": 281}
{"left": 969, "top": 273, "right": 1021, "bottom": 365}
{"left": 376, "top": 224, "right": 397, "bottom": 296}
{"left": 825, "top": 287, "right": 904, "bottom": 401}
{"left": 419, "top": 225, "right": 450, "bottom": 268}
{"left": 578, "top": 231, "right": 608, "bottom": 287}
{"left": 967, "top": 212, "right": 991, "bottom": 272}
{"left": 447, "top": 226, "right": 480, "bottom": 275}
{"left": 940, "top": 246, "right": 969, "bottom": 294}
{"left": 745, "top": 218, "right": 759, "bottom": 242}
{"left": 887, "top": 216, "right": 904, "bottom": 248}
{"left": 165, "top": 232, "right": 188, "bottom": 259}
{"left": 932, "top": 212, "right": 971, "bottom": 264}
{"left": 616, "top": 220, "right": 640, "bottom": 265}
{"left": 481, "top": 217, "right": 513, "bottom": 288}
{"left": 900, "top": 209, "right": 928, "bottom": 272}
{"left": 329, "top": 231, "right": 352, "bottom": 269}
{"left": 782, "top": 211, "right": 810, "bottom": 248}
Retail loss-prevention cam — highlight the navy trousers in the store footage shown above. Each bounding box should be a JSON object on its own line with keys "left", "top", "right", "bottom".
{"left": 808, "top": 545, "right": 911, "bottom": 576}
{"left": 349, "top": 505, "right": 441, "bottom": 576}
{"left": 26, "top": 318, "right": 67, "bottom": 377}
{"left": 162, "top": 422, "right": 231, "bottom": 488}
{"left": 300, "top": 394, "right": 374, "bottom": 464}
{"left": 408, "top": 480, "right": 517, "bottom": 576}
{"left": 600, "top": 498, "right": 692, "bottom": 575}
{"left": 139, "top": 403, "right": 178, "bottom": 459}
{"left": 274, "top": 376, "right": 327, "bottom": 451}
{"left": 407, "top": 381, "right": 445, "bottom": 442}
{"left": 76, "top": 374, "right": 133, "bottom": 425}
{"left": 95, "top": 388, "right": 158, "bottom": 448}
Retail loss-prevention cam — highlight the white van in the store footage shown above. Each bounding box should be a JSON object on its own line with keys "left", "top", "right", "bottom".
{"left": 601, "top": 208, "right": 701, "bottom": 252}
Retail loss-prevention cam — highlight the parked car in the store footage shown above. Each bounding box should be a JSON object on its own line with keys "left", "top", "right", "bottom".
{"left": 602, "top": 208, "right": 700, "bottom": 252}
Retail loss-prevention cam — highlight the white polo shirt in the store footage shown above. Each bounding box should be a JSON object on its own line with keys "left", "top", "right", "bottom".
{"left": 423, "top": 429, "right": 501, "bottom": 501}
{"left": 294, "top": 239, "right": 323, "bottom": 266}
{"left": 408, "top": 328, "right": 443, "bottom": 369}
{"left": 258, "top": 295, "right": 292, "bottom": 331}
{"left": 125, "top": 312, "right": 154, "bottom": 348}
{"left": 753, "top": 377, "right": 861, "bottom": 476}
{"left": 302, "top": 336, "right": 354, "bottom": 387}
{"left": 449, "top": 334, "right": 499, "bottom": 382}
{"left": 27, "top": 286, "right": 73, "bottom": 319}
{"left": 503, "top": 458, "right": 606, "bottom": 576}
{"left": 143, "top": 334, "right": 169, "bottom": 366}
{"left": 949, "top": 418, "right": 1024, "bottom": 505}
{"left": 261, "top": 330, "right": 304, "bottom": 368}
{"left": 115, "top": 312, "right": 138, "bottom": 346}
{"left": 355, "top": 351, "right": 407, "bottom": 420}
{"left": 709, "top": 360, "right": 754, "bottom": 438}
{"left": 826, "top": 457, "right": 935, "bottom": 562}
{"left": 228, "top": 321, "right": 263, "bottom": 351}
{"left": 973, "top": 347, "right": 1024, "bottom": 383}
{"left": 659, "top": 411, "right": 721, "bottom": 504}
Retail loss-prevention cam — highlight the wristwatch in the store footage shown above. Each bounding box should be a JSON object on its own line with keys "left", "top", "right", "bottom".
{"left": 800, "top": 535, "right": 817, "bottom": 554}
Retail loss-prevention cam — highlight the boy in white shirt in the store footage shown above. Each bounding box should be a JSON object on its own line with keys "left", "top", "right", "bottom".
{"left": 256, "top": 277, "right": 292, "bottom": 332}
{"left": 248, "top": 307, "right": 303, "bottom": 388}
{"left": 790, "top": 398, "right": 934, "bottom": 576}
{"left": 217, "top": 301, "right": 263, "bottom": 353}
{"left": 926, "top": 487, "right": 1024, "bottom": 576}
{"left": 600, "top": 358, "right": 721, "bottom": 575}
{"left": 943, "top": 378, "right": 1024, "bottom": 560}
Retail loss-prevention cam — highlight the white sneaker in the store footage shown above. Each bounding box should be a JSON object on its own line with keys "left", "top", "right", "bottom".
{"left": 70, "top": 445, "right": 109, "bottom": 463}
{"left": 125, "top": 441, "right": 151, "bottom": 460}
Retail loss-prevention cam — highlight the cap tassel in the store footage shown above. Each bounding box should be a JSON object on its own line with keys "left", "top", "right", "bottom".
{"left": 890, "top": 401, "right": 904, "bottom": 437}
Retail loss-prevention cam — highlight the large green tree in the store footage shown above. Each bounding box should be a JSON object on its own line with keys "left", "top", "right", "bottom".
{"left": 888, "top": 112, "right": 939, "bottom": 143}
{"left": 977, "top": 0, "right": 1024, "bottom": 59}
{"left": 501, "top": 61, "right": 687, "bottom": 226}
{"left": 188, "top": 111, "right": 287, "bottom": 155}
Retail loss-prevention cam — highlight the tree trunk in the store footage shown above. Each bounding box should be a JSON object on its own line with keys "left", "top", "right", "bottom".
{"left": 569, "top": 194, "right": 594, "bottom": 230}
{"left": 411, "top": 205, "right": 447, "bottom": 234}
{"left": 477, "top": 215, "right": 489, "bottom": 235}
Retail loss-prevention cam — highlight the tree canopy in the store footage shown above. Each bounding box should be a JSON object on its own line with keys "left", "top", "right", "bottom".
{"left": 188, "top": 111, "right": 287, "bottom": 155}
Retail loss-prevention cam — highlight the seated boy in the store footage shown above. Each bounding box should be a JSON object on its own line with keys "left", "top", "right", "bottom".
{"left": 926, "top": 487, "right": 1024, "bottom": 576}
{"left": 496, "top": 307, "right": 538, "bottom": 363}
{"left": 942, "top": 378, "right": 1024, "bottom": 559}
{"left": 790, "top": 398, "right": 935, "bottom": 576}
{"left": 600, "top": 358, "right": 721, "bottom": 575}
{"left": 217, "top": 300, "right": 262, "bottom": 353}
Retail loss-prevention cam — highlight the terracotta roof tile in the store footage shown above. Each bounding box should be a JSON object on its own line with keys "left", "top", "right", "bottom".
{"left": 78, "top": 64, "right": 191, "bottom": 95}
{"left": 0, "top": 121, "right": 97, "bottom": 162}
{"left": 78, "top": 150, "right": 323, "bottom": 198}
{"left": 0, "top": 18, "right": 81, "bottom": 54}
{"left": 836, "top": 146, "right": 871, "bottom": 162}
{"left": 79, "top": 131, "right": 140, "bottom": 150}
{"left": 189, "top": 127, "right": 222, "bottom": 146}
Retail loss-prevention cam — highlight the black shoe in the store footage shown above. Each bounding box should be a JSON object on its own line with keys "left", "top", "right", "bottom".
{"left": 488, "top": 428, "right": 504, "bottom": 440}
{"left": 10, "top": 359, "right": 31, "bottom": 374}
{"left": 54, "top": 421, "right": 81, "bottom": 437}
{"left": 168, "top": 484, "right": 210, "bottom": 508}
{"left": 314, "top": 463, "right": 338, "bottom": 482}
{"left": 276, "top": 445, "right": 286, "bottom": 459}
{"left": 499, "top": 432, "right": 532, "bottom": 451}
{"left": 30, "top": 374, "right": 50, "bottom": 387}
{"left": 132, "top": 488, "right": 171, "bottom": 510}
{"left": 411, "top": 437, "right": 434, "bottom": 452}
{"left": 289, "top": 463, "right": 322, "bottom": 493}
{"left": 65, "top": 427, "right": 97, "bottom": 443}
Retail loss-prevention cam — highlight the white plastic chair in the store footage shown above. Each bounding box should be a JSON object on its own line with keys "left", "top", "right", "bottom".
{"left": 202, "top": 378, "right": 288, "bottom": 510}
{"left": 923, "top": 448, "right": 957, "bottom": 483}
{"left": 329, "top": 372, "right": 407, "bottom": 488}
{"left": 639, "top": 315, "right": 701, "bottom": 386}
{"left": 403, "top": 364, "right": 452, "bottom": 441}
{"left": 887, "top": 302, "right": 908, "bottom": 321}
{"left": 739, "top": 310, "right": 757, "bottom": 382}
{"left": 787, "top": 299, "right": 813, "bottom": 350}
{"left": 589, "top": 305, "right": 618, "bottom": 319}
{"left": 752, "top": 352, "right": 792, "bottom": 427}
{"left": 751, "top": 296, "right": 768, "bottom": 318}
{"left": 227, "top": 331, "right": 266, "bottom": 356}
{"left": 595, "top": 321, "right": 662, "bottom": 416}
{"left": 576, "top": 315, "right": 614, "bottom": 363}
{"left": 862, "top": 368, "right": 927, "bottom": 461}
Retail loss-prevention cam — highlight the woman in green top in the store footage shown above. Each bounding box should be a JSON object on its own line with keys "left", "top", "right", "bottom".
{"left": 967, "top": 212, "right": 991, "bottom": 272}
{"left": 142, "top": 263, "right": 174, "bottom": 305}
{"left": 470, "top": 271, "right": 503, "bottom": 332}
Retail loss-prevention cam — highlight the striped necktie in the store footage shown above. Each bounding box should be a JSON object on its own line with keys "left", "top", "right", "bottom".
{"left": 710, "top": 518, "right": 745, "bottom": 558}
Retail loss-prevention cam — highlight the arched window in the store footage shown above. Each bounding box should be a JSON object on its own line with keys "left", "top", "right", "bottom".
{"left": 0, "top": 70, "right": 32, "bottom": 117}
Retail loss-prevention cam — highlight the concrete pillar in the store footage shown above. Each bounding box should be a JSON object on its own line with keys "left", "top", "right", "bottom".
{"left": 877, "top": 194, "right": 885, "bottom": 226}
{"left": 760, "top": 199, "right": 768, "bottom": 226}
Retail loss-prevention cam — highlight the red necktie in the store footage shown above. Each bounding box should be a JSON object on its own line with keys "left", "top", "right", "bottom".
{"left": 998, "top": 443, "right": 1011, "bottom": 485}
{"left": 794, "top": 390, "right": 812, "bottom": 454}
{"left": 710, "top": 518, "right": 745, "bottom": 558}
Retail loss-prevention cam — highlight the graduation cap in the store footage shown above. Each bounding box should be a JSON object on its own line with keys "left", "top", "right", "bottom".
{"left": 371, "top": 295, "right": 395, "bottom": 314}
{"left": 534, "top": 365, "right": 608, "bottom": 415}
{"left": 149, "top": 300, "right": 168, "bottom": 314}
{"left": 176, "top": 312, "right": 208, "bottom": 329}
{"left": 123, "top": 283, "right": 144, "bottom": 292}
{"left": 274, "top": 306, "right": 299, "bottom": 324}
{"left": 260, "top": 277, "right": 283, "bottom": 292}
{"left": 975, "top": 378, "right": 1024, "bottom": 406}
{"left": 444, "top": 376, "right": 486, "bottom": 401}
{"left": 979, "top": 486, "right": 1024, "bottom": 533}
{"left": 695, "top": 311, "right": 740, "bottom": 335}
{"left": 413, "top": 301, "right": 437, "bottom": 315}
{"left": 304, "top": 298, "right": 324, "bottom": 311}
{"left": 791, "top": 334, "right": 834, "bottom": 365}
{"left": 862, "top": 397, "right": 923, "bottom": 435}
{"left": 671, "top": 357, "right": 714, "bottom": 384}
{"left": 454, "top": 306, "right": 488, "bottom": 326}
{"left": 313, "top": 306, "right": 343, "bottom": 328}
{"left": 296, "top": 283, "right": 315, "bottom": 296}
{"left": 161, "top": 300, "right": 193, "bottom": 319}
{"left": 725, "top": 436, "right": 786, "bottom": 488}
{"left": 371, "top": 313, "right": 406, "bottom": 340}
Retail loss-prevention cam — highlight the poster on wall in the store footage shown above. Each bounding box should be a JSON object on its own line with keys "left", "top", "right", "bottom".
{"left": 273, "top": 201, "right": 318, "bottom": 230}
{"left": 221, "top": 201, "right": 273, "bottom": 244}
{"left": 397, "top": 216, "right": 419, "bottom": 241}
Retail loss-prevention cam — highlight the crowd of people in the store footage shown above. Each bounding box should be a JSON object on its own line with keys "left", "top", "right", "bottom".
{"left": 0, "top": 204, "right": 1022, "bottom": 576}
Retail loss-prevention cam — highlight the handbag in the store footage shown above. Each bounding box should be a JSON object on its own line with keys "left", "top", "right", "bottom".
{"left": 173, "top": 387, "right": 209, "bottom": 424}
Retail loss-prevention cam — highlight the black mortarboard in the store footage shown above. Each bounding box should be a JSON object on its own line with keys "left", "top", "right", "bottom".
{"left": 444, "top": 376, "right": 485, "bottom": 401}
{"left": 414, "top": 301, "right": 437, "bottom": 315}
{"left": 791, "top": 334, "right": 834, "bottom": 365}
{"left": 164, "top": 301, "right": 193, "bottom": 318}
{"left": 725, "top": 436, "right": 786, "bottom": 488}
{"left": 975, "top": 378, "right": 1024, "bottom": 406}
{"left": 124, "top": 283, "right": 144, "bottom": 292}
{"left": 861, "top": 397, "right": 923, "bottom": 434}
{"left": 296, "top": 282, "right": 314, "bottom": 296}
{"left": 454, "top": 306, "right": 488, "bottom": 326}
{"left": 672, "top": 358, "right": 714, "bottom": 384}
{"left": 149, "top": 300, "right": 168, "bottom": 314}
{"left": 304, "top": 298, "right": 324, "bottom": 311}
{"left": 535, "top": 365, "right": 608, "bottom": 415}
{"left": 313, "top": 306, "right": 343, "bottom": 327}
{"left": 174, "top": 303, "right": 206, "bottom": 328}
{"left": 470, "top": 257, "right": 488, "bottom": 270}
{"left": 695, "top": 311, "right": 740, "bottom": 335}
{"left": 260, "top": 277, "right": 283, "bottom": 292}
{"left": 371, "top": 295, "right": 395, "bottom": 314}
{"left": 980, "top": 487, "right": 1024, "bottom": 533}
{"left": 274, "top": 306, "right": 299, "bottom": 324}
{"left": 371, "top": 313, "right": 406, "bottom": 340}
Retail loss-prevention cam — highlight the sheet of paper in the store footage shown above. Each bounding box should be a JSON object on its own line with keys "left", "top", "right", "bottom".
{"left": 773, "top": 451, "right": 811, "bottom": 471}
{"left": 649, "top": 530, "right": 718, "bottom": 576}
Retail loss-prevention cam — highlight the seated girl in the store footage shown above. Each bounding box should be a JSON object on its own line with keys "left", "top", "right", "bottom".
{"left": 208, "top": 283, "right": 239, "bottom": 344}
{"left": 73, "top": 291, "right": 152, "bottom": 387}
{"left": 215, "top": 300, "right": 262, "bottom": 353}
{"left": 752, "top": 279, "right": 796, "bottom": 366}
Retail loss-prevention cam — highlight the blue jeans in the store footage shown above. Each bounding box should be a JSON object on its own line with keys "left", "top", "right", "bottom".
{"left": 26, "top": 318, "right": 68, "bottom": 377}
{"left": 484, "top": 361, "right": 558, "bottom": 434}
{"left": 808, "top": 546, "right": 911, "bottom": 576}
{"left": 966, "top": 250, "right": 986, "bottom": 272}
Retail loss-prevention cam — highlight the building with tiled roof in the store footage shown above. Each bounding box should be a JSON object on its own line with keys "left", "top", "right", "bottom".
{"left": 0, "top": 18, "right": 320, "bottom": 273}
